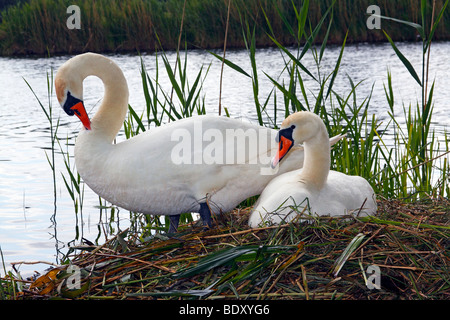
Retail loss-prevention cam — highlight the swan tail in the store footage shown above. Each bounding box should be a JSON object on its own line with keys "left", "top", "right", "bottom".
{"left": 329, "top": 133, "right": 347, "bottom": 147}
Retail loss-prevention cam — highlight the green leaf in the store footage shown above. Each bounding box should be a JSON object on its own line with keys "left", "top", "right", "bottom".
{"left": 208, "top": 51, "right": 251, "bottom": 78}
{"left": 299, "top": 0, "right": 336, "bottom": 60}
{"left": 274, "top": 2, "right": 296, "bottom": 39}
{"left": 325, "top": 30, "right": 347, "bottom": 100}
{"left": 24, "top": 77, "right": 50, "bottom": 122}
{"left": 185, "top": 67, "right": 203, "bottom": 115}
{"left": 61, "top": 173, "right": 75, "bottom": 201}
{"left": 423, "top": 81, "right": 435, "bottom": 127}
{"left": 359, "top": 216, "right": 450, "bottom": 230}
{"left": 173, "top": 247, "right": 252, "bottom": 279}
{"left": 292, "top": 0, "right": 309, "bottom": 40}
{"left": 128, "top": 105, "right": 146, "bottom": 133}
{"left": 372, "top": 14, "right": 425, "bottom": 39}
{"left": 264, "top": 72, "right": 306, "bottom": 112}
{"left": 162, "top": 55, "right": 185, "bottom": 105}
{"left": 173, "top": 245, "right": 294, "bottom": 279}
{"left": 383, "top": 31, "right": 422, "bottom": 86}
{"left": 421, "top": 0, "right": 427, "bottom": 31}
{"left": 267, "top": 34, "right": 316, "bottom": 81}
{"left": 331, "top": 233, "right": 366, "bottom": 277}
{"left": 383, "top": 69, "right": 394, "bottom": 112}
{"left": 139, "top": 57, "right": 152, "bottom": 121}
{"left": 63, "top": 160, "right": 80, "bottom": 195}
{"left": 320, "top": 8, "right": 334, "bottom": 62}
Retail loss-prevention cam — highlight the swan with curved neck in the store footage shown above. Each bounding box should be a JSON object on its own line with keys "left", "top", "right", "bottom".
{"left": 248, "top": 111, "right": 377, "bottom": 228}
{"left": 55, "top": 53, "right": 345, "bottom": 232}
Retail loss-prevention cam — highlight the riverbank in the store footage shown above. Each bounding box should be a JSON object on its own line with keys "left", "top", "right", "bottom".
{"left": 1, "top": 0, "right": 450, "bottom": 56}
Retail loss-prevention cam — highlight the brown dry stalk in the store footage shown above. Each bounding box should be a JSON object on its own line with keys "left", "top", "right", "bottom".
{"left": 203, "top": 223, "right": 291, "bottom": 239}
{"left": 91, "top": 252, "right": 176, "bottom": 273}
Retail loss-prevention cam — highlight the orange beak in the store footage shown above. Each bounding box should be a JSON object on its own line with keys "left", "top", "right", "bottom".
{"left": 71, "top": 102, "right": 91, "bottom": 130}
{"left": 271, "top": 135, "right": 293, "bottom": 168}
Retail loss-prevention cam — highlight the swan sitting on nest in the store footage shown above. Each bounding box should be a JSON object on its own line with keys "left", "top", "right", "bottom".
{"left": 249, "top": 111, "right": 377, "bottom": 228}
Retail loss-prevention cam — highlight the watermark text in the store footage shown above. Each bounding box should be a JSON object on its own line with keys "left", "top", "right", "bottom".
{"left": 366, "top": 5, "right": 381, "bottom": 30}
{"left": 67, "top": 5, "right": 81, "bottom": 30}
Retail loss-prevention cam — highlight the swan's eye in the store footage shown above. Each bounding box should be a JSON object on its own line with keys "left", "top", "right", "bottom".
{"left": 290, "top": 125, "right": 296, "bottom": 130}
{"left": 63, "top": 91, "right": 83, "bottom": 116}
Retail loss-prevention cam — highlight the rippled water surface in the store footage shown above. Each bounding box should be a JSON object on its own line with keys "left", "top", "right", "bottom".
{"left": 1, "top": 42, "right": 449, "bottom": 275}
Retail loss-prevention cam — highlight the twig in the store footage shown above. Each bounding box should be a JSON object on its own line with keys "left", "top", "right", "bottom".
{"left": 424, "top": 0, "right": 436, "bottom": 109}
{"left": 371, "top": 264, "right": 434, "bottom": 272}
{"left": 218, "top": 0, "right": 232, "bottom": 115}
{"left": 169, "top": 0, "right": 187, "bottom": 105}
{"left": 202, "top": 223, "right": 291, "bottom": 239}
{"left": 390, "top": 150, "right": 450, "bottom": 182}
{"left": 207, "top": 292, "right": 345, "bottom": 299}
{"left": 349, "top": 226, "right": 386, "bottom": 260}
{"left": 10, "top": 261, "right": 59, "bottom": 267}
{"left": 301, "top": 265, "right": 309, "bottom": 300}
{"left": 92, "top": 252, "right": 175, "bottom": 273}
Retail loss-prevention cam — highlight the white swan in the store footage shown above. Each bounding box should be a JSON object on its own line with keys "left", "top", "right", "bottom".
{"left": 248, "top": 111, "right": 377, "bottom": 228}
{"left": 55, "top": 53, "right": 345, "bottom": 232}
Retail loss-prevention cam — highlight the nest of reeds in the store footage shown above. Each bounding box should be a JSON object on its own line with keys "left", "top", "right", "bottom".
{"left": 19, "top": 197, "right": 449, "bottom": 300}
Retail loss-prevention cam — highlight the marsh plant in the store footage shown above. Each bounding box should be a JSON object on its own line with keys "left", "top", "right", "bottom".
{"left": 2, "top": 0, "right": 450, "bottom": 55}
{"left": 30, "top": 0, "right": 449, "bottom": 239}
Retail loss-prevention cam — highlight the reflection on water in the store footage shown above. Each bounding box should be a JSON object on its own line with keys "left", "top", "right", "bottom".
{"left": 1, "top": 42, "right": 449, "bottom": 275}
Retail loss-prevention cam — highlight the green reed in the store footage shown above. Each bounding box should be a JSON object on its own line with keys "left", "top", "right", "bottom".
{"left": 24, "top": 71, "right": 59, "bottom": 215}
{"left": 0, "top": 245, "right": 17, "bottom": 299}
{"left": 25, "top": 69, "right": 89, "bottom": 240}
{"left": 210, "top": 0, "right": 449, "bottom": 201}
{"left": 376, "top": 0, "right": 449, "bottom": 198}
{"left": 2, "top": 0, "right": 450, "bottom": 56}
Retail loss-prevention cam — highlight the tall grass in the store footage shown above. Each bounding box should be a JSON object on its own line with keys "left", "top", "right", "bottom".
{"left": 239, "top": 0, "right": 450, "bottom": 201}
{"left": 376, "top": 0, "right": 450, "bottom": 198}
{"left": 24, "top": 70, "right": 59, "bottom": 222}
{"left": 1, "top": 0, "right": 450, "bottom": 56}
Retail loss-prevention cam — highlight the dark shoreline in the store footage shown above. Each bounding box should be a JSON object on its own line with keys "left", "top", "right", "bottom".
{"left": 1, "top": 0, "right": 449, "bottom": 57}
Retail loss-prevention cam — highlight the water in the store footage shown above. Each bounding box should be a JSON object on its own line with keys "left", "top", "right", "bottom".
{"left": 1, "top": 42, "right": 450, "bottom": 276}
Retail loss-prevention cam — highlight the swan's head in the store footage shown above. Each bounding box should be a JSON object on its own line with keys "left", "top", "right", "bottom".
{"left": 271, "top": 112, "right": 323, "bottom": 168}
{"left": 55, "top": 57, "right": 91, "bottom": 130}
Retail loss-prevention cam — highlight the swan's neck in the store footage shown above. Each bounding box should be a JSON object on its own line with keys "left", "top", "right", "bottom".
{"left": 299, "top": 128, "right": 330, "bottom": 190}
{"left": 80, "top": 56, "right": 129, "bottom": 143}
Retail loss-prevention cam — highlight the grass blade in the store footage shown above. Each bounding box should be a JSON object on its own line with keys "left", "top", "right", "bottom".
{"left": 331, "top": 233, "right": 366, "bottom": 277}
{"left": 299, "top": 0, "right": 336, "bottom": 60}
{"left": 128, "top": 105, "right": 146, "bottom": 133}
{"left": 319, "top": 8, "right": 333, "bottom": 62}
{"left": 325, "top": 30, "right": 347, "bottom": 100}
{"left": 173, "top": 245, "right": 293, "bottom": 279}
{"left": 292, "top": 0, "right": 309, "bottom": 40}
{"left": 208, "top": 51, "right": 251, "bottom": 78}
{"left": 268, "top": 34, "right": 316, "bottom": 81}
{"left": 373, "top": 14, "right": 425, "bottom": 38}
{"left": 264, "top": 72, "right": 305, "bottom": 112}
{"left": 383, "top": 31, "right": 422, "bottom": 86}
{"left": 162, "top": 55, "right": 185, "bottom": 106}
{"left": 185, "top": 67, "right": 203, "bottom": 114}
